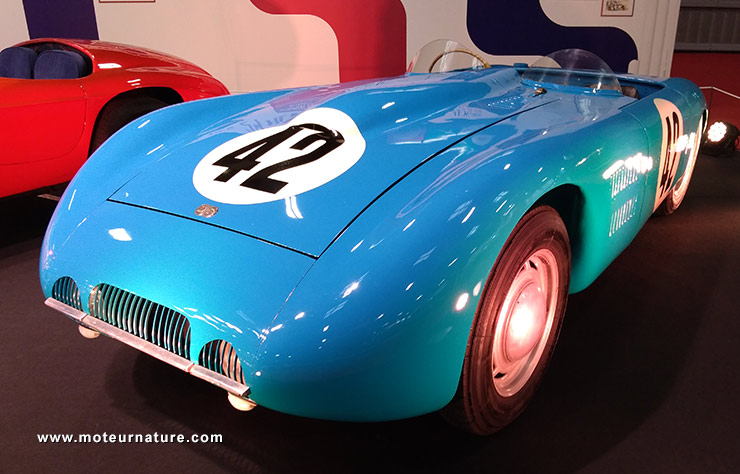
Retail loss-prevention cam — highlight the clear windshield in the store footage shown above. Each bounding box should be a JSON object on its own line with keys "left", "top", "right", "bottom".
{"left": 408, "top": 39, "right": 489, "bottom": 74}
{"left": 522, "top": 49, "right": 621, "bottom": 93}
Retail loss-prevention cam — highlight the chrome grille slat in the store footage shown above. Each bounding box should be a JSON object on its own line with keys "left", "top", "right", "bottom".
{"left": 91, "top": 286, "right": 103, "bottom": 319}
{"left": 100, "top": 285, "right": 111, "bottom": 323}
{"left": 117, "top": 289, "right": 127, "bottom": 330}
{"left": 154, "top": 306, "right": 162, "bottom": 348}
{"left": 175, "top": 317, "right": 183, "bottom": 356}
{"left": 102, "top": 285, "right": 115, "bottom": 324}
{"left": 198, "top": 340, "right": 245, "bottom": 385}
{"left": 164, "top": 308, "right": 174, "bottom": 352}
{"left": 131, "top": 293, "right": 140, "bottom": 334}
{"left": 175, "top": 316, "right": 186, "bottom": 357}
{"left": 122, "top": 291, "right": 135, "bottom": 335}
{"left": 127, "top": 293, "right": 138, "bottom": 337}
{"left": 51, "top": 277, "right": 82, "bottom": 310}
{"left": 86, "top": 283, "right": 190, "bottom": 359}
{"left": 133, "top": 297, "right": 145, "bottom": 339}
{"left": 150, "top": 304, "right": 160, "bottom": 347}
{"left": 141, "top": 299, "right": 153, "bottom": 341}
{"left": 156, "top": 305, "right": 166, "bottom": 349}
{"left": 113, "top": 287, "right": 124, "bottom": 328}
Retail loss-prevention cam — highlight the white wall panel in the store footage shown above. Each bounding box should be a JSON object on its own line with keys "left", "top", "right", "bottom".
{"left": 404, "top": 0, "right": 680, "bottom": 76}
{"left": 0, "top": 2, "right": 30, "bottom": 44}
{"left": 92, "top": 0, "right": 338, "bottom": 92}
{"left": 1, "top": 0, "right": 682, "bottom": 91}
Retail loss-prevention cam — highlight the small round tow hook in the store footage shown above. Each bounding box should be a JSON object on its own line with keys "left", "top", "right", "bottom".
{"left": 228, "top": 393, "right": 257, "bottom": 411}
{"left": 78, "top": 325, "right": 100, "bottom": 339}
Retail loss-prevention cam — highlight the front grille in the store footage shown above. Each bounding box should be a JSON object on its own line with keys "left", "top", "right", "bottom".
{"left": 51, "top": 277, "right": 83, "bottom": 310}
{"left": 198, "top": 340, "right": 245, "bottom": 384}
{"left": 89, "top": 284, "right": 191, "bottom": 359}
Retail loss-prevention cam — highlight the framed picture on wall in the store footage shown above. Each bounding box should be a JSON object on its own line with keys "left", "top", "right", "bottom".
{"left": 601, "top": 0, "right": 634, "bottom": 17}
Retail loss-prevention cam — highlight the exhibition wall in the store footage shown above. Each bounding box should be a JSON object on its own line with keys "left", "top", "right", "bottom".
{"left": 1, "top": 0, "right": 680, "bottom": 93}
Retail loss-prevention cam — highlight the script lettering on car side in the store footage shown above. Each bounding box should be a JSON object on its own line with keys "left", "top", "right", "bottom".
{"left": 193, "top": 108, "right": 365, "bottom": 205}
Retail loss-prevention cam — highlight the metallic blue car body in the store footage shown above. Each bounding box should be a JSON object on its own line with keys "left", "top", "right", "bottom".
{"left": 40, "top": 62, "right": 706, "bottom": 421}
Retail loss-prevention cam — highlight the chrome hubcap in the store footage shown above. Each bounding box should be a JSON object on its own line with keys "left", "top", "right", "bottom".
{"left": 491, "top": 248, "right": 558, "bottom": 397}
{"left": 504, "top": 282, "right": 547, "bottom": 361}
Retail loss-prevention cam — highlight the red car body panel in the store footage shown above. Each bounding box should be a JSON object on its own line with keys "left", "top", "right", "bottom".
{"left": 0, "top": 38, "right": 229, "bottom": 198}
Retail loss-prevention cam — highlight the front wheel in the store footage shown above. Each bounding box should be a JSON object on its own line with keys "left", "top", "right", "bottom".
{"left": 442, "top": 205, "right": 570, "bottom": 435}
{"left": 89, "top": 95, "right": 170, "bottom": 154}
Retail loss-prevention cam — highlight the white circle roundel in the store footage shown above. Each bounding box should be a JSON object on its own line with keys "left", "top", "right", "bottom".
{"left": 193, "top": 107, "right": 366, "bottom": 204}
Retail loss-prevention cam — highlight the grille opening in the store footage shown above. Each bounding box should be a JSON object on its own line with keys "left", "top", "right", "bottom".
{"left": 51, "top": 277, "right": 83, "bottom": 310}
{"left": 88, "top": 284, "right": 191, "bottom": 359}
{"left": 198, "top": 340, "right": 245, "bottom": 385}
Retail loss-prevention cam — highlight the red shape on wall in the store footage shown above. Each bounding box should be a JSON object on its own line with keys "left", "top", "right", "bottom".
{"left": 251, "top": 0, "right": 407, "bottom": 83}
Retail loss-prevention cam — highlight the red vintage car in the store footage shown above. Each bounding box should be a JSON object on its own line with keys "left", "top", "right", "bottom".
{"left": 0, "top": 38, "right": 229, "bottom": 198}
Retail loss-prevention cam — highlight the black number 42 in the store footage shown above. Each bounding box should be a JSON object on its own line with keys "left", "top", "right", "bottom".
{"left": 212, "top": 123, "right": 345, "bottom": 194}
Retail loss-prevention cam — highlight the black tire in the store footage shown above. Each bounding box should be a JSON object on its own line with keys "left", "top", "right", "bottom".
{"left": 655, "top": 156, "right": 696, "bottom": 216}
{"left": 655, "top": 189, "right": 681, "bottom": 216}
{"left": 442, "top": 205, "right": 570, "bottom": 435}
{"left": 89, "top": 95, "right": 169, "bottom": 154}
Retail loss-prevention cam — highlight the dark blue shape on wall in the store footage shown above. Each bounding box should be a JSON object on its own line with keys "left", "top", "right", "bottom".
{"left": 467, "top": 0, "right": 637, "bottom": 73}
{"left": 23, "top": 0, "right": 99, "bottom": 40}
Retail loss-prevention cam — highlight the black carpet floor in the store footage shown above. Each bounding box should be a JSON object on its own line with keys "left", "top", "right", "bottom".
{"left": 1, "top": 153, "right": 739, "bottom": 474}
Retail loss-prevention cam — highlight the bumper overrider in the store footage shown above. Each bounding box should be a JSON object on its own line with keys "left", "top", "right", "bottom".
{"left": 40, "top": 199, "right": 315, "bottom": 411}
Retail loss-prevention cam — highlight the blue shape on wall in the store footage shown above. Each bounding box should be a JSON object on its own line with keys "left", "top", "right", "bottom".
{"left": 467, "top": 0, "right": 637, "bottom": 73}
{"left": 23, "top": 0, "right": 99, "bottom": 40}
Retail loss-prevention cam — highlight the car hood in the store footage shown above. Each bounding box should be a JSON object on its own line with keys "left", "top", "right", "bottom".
{"left": 110, "top": 67, "right": 552, "bottom": 257}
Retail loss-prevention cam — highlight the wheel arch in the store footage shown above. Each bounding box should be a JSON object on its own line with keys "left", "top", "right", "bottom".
{"left": 88, "top": 87, "right": 184, "bottom": 155}
{"left": 109, "top": 86, "right": 183, "bottom": 105}
{"left": 532, "top": 184, "right": 589, "bottom": 294}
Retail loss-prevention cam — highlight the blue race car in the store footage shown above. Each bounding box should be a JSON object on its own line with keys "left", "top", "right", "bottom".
{"left": 41, "top": 41, "right": 706, "bottom": 434}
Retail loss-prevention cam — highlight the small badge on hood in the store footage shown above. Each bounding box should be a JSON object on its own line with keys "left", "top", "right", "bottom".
{"left": 195, "top": 204, "right": 219, "bottom": 218}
